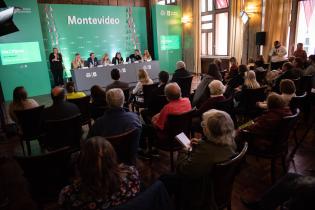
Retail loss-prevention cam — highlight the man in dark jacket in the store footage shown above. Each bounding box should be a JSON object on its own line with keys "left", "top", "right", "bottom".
{"left": 105, "top": 68, "right": 129, "bottom": 91}
{"left": 171, "top": 61, "right": 191, "bottom": 81}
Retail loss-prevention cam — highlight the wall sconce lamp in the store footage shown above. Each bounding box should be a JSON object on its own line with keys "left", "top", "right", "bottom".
{"left": 245, "top": 4, "right": 257, "bottom": 14}
{"left": 181, "top": 16, "right": 192, "bottom": 24}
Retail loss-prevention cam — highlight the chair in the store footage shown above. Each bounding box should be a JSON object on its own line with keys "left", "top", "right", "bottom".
{"left": 14, "top": 105, "right": 45, "bottom": 155}
{"left": 105, "top": 128, "right": 140, "bottom": 166}
{"left": 236, "top": 86, "right": 267, "bottom": 119}
{"left": 90, "top": 105, "right": 108, "bottom": 121}
{"left": 213, "top": 97, "right": 237, "bottom": 127}
{"left": 289, "top": 92, "right": 307, "bottom": 113}
{"left": 255, "top": 70, "right": 267, "bottom": 85}
{"left": 213, "top": 142, "right": 248, "bottom": 210}
{"left": 67, "top": 95, "right": 92, "bottom": 127}
{"left": 292, "top": 78, "right": 301, "bottom": 95}
{"left": 242, "top": 109, "right": 300, "bottom": 183}
{"left": 42, "top": 114, "right": 82, "bottom": 151}
{"left": 156, "top": 108, "right": 196, "bottom": 171}
{"left": 15, "top": 146, "right": 75, "bottom": 203}
{"left": 149, "top": 95, "right": 168, "bottom": 115}
{"left": 132, "top": 83, "right": 159, "bottom": 113}
{"left": 172, "top": 75, "right": 193, "bottom": 97}
{"left": 300, "top": 75, "right": 313, "bottom": 94}
{"left": 122, "top": 87, "right": 131, "bottom": 108}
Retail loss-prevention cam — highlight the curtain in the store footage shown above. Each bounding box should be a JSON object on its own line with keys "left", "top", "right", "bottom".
{"left": 303, "top": 0, "right": 315, "bottom": 31}
{"left": 229, "top": 0, "right": 243, "bottom": 64}
{"left": 263, "top": 0, "right": 292, "bottom": 61}
{"left": 193, "top": 0, "right": 201, "bottom": 74}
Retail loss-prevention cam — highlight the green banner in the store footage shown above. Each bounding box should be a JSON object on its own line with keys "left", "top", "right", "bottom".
{"left": 38, "top": 4, "right": 148, "bottom": 77}
{"left": 0, "top": 0, "right": 51, "bottom": 101}
{"left": 152, "top": 5, "right": 182, "bottom": 73}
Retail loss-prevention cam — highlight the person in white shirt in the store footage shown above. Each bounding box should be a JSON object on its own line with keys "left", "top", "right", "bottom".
{"left": 132, "top": 69, "right": 153, "bottom": 103}
{"left": 269, "top": 41, "right": 288, "bottom": 70}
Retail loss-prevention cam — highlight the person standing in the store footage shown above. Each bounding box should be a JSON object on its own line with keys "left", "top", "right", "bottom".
{"left": 293, "top": 43, "right": 307, "bottom": 63}
{"left": 269, "top": 41, "right": 287, "bottom": 70}
{"left": 49, "top": 48, "right": 64, "bottom": 86}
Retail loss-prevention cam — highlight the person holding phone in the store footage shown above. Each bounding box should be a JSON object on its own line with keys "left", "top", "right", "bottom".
{"left": 49, "top": 47, "right": 64, "bottom": 86}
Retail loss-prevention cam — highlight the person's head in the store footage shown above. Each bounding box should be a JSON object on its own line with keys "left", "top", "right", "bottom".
{"left": 309, "top": 55, "right": 315, "bottom": 64}
{"left": 12, "top": 86, "right": 27, "bottom": 104}
{"left": 208, "top": 80, "right": 225, "bottom": 96}
{"left": 238, "top": 64, "right": 248, "bottom": 77}
{"left": 201, "top": 109, "right": 235, "bottom": 146}
{"left": 144, "top": 50, "right": 150, "bottom": 57}
{"left": 164, "top": 82, "right": 181, "bottom": 101}
{"left": 293, "top": 57, "right": 304, "bottom": 69}
{"left": 90, "top": 52, "right": 95, "bottom": 59}
{"left": 176, "top": 61, "right": 186, "bottom": 70}
{"left": 65, "top": 81, "right": 75, "bottom": 93}
{"left": 51, "top": 87, "right": 65, "bottom": 103}
{"left": 111, "top": 68, "right": 120, "bottom": 81}
{"left": 229, "top": 57, "right": 237, "bottom": 65}
{"left": 134, "top": 49, "right": 140, "bottom": 56}
{"left": 213, "top": 58, "right": 222, "bottom": 68}
{"left": 90, "top": 85, "right": 106, "bottom": 103}
{"left": 138, "top": 69, "right": 150, "bottom": 83}
{"left": 207, "top": 63, "right": 222, "bottom": 80}
{"left": 280, "top": 79, "right": 296, "bottom": 95}
{"left": 75, "top": 53, "right": 81, "bottom": 60}
{"left": 53, "top": 48, "right": 58, "bottom": 54}
{"left": 115, "top": 52, "right": 121, "bottom": 59}
{"left": 274, "top": 40, "right": 281, "bottom": 48}
{"left": 248, "top": 57, "right": 255, "bottom": 64}
{"left": 282, "top": 62, "right": 294, "bottom": 71}
{"left": 267, "top": 93, "right": 286, "bottom": 110}
{"left": 297, "top": 43, "right": 303, "bottom": 50}
{"left": 103, "top": 53, "right": 109, "bottom": 60}
{"left": 244, "top": 70, "right": 260, "bottom": 89}
{"left": 79, "top": 136, "right": 120, "bottom": 197}
{"left": 288, "top": 56, "right": 295, "bottom": 63}
{"left": 106, "top": 88, "right": 124, "bottom": 108}
{"left": 159, "top": 71, "right": 169, "bottom": 84}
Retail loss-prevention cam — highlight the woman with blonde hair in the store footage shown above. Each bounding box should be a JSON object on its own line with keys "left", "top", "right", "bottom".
{"left": 142, "top": 50, "right": 152, "bottom": 62}
{"left": 71, "top": 53, "right": 84, "bottom": 69}
{"left": 244, "top": 70, "right": 260, "bottom": 89}
{"left": 132, "top": 69, "right": 153, "bottom": 102}
{"left": 59, "top": 137, "right": 140, "bottom": 209}
{"left": 101, "top": 53, "right": 111, "bottom": 65}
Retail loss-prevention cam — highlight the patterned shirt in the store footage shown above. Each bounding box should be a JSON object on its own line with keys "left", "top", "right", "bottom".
{"left": 59, "top": 166, "right": 140, "bottom": 210}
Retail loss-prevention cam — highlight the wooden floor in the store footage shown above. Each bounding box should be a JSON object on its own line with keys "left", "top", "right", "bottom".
{"left": 8, "top": 78, "right": 314, "bottom": 210}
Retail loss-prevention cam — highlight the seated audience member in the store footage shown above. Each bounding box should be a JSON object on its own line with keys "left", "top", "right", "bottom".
{"left": 171, "top": 61, "right": 191, "bottom": 81}
{"left": 243, "top": 93, "right": 292, "bottom": 139}
{"left": 225, "top": 64, "right": 248, "bottom": 97}
{"left": 59, "top": 137, "right": 140, "bottom": 209}
{"left": 242, "top": 173, "right": 315, "bottom": 210}
{"left": 254, "top": 55, "right": 266, "bottom": 72}
{"left": 9, "top": 86, "right": 39, "bottom": 122}
{"left": 132, "top": 69, "right": 153, "bottom": 103}
{"left": 100, "top": 53, "right": 111, "bottom": 65}
{"left": 71, "top": 53, "right": 84, "bottom": 69}
{"left": 171, "top": 109, "right": 236, "bottom": 210}
{"left": 225, "top": 57, "right": 239, "bottom": 81}
{"left": 142, "top": 49, "right": 152, "bottom": 62}
{"left": 293, "top": 43, "right": 307, "bottom": 63}
{"left": 195, "top": 80, "right": 226, "bottom": 116}
{"left": 273, "top": 62, "right": 302, "bottom": 92}
{"left": 88, "top": 88, "right": 141, "bottom": 138}
{"left": 87, "top": 52, "right": 98, "bottom": 67}
{"left": 65, "top": 82, "right": 86, "bottom": 100}
{"left": 242, "top": 70, "right": 260, "bottom": 90}
{"left": 140, "top": 71, "right": 169, "bottom": 123}
{"left": 43, "top": 87, "right": 80, "bottom": 121}
{"left": 112, "top": 52, "right": 124, "bottom": 65}
{"left": 89, "top": 85, "right": 107, "bottom": 120}
{"left": 106, "top": 68, "right": 129, "bottom": 91}
{"left": 293, "top": 57, "right": 305, "bottom": 70}
{"left": 192, "top": 63, "right": 223, "bottom": 107}
{"left": 304, "top": 55, "right": 315, "bottom": 89}
{"left": 248, "top": 57, "right": 256, "bottom": 70}
{"left": 258, "top": 79, "right": 296, "bottom": 109}
{"left": 213, "top": 58, "right": 224, "bottom": 74}
{"left": 152, "top": 83, "right": 191, "bottom": 131}
{"left": 128, "top": 49, "right": 142, "bottom": 63}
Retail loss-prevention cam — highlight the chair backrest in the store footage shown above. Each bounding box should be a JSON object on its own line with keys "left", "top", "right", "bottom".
{"left": 105, "top": 128, "right": 140, "bottom": 165}
{"left": 15, "top": 146, "right": 75, "bottom": 201}
{"left": 14, "top": 105, "right": 45, "bottom": 140}
{"left": 255, "top": 70, "right": 267, "bottom": 85}
{"left": 289, "top": 92, "right": 307, "bottom": 112}
{"left": 122, "top": 88, "right": 130, "bottom": 103}
{"left": 165, "top": 108, "right": 196, "bottom": 139}
{"left": 292, "top": 78, "right": 301, "bottom": 94}
{"left": 149, "top": 95, "right": 168, "bottom": 115}
{"left": 172, "top": 75, "right": 193, "bottom": 97}
{"left": 213, "top": 142, "right": 248, "bottom": 209}
{"left": 67, "top": 95, "right": 91, "bottom": 125}
{"left": 143, "top": 83, "right": 159, "bottom": 107}
{"left": 300, "top": 75, "right": 313, "bottom": 94}
{"left": 213, "top": 97, "right": 237, "bottom": 126}
{"left": 90, "top": 105, "right": 108, "bottom": 121}
{"left": 241, "top": 86, "right": 267, "bottom": 110}
{"left": 43, "top": 114, "right": 82, "bottom": 151}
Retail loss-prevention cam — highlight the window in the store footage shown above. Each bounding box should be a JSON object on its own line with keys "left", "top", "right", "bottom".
{"left": 201, "top": 0, "right": 230, "bottom": 56}
{"left": 165, "top": 0, "right": 176, "bottom": 5}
